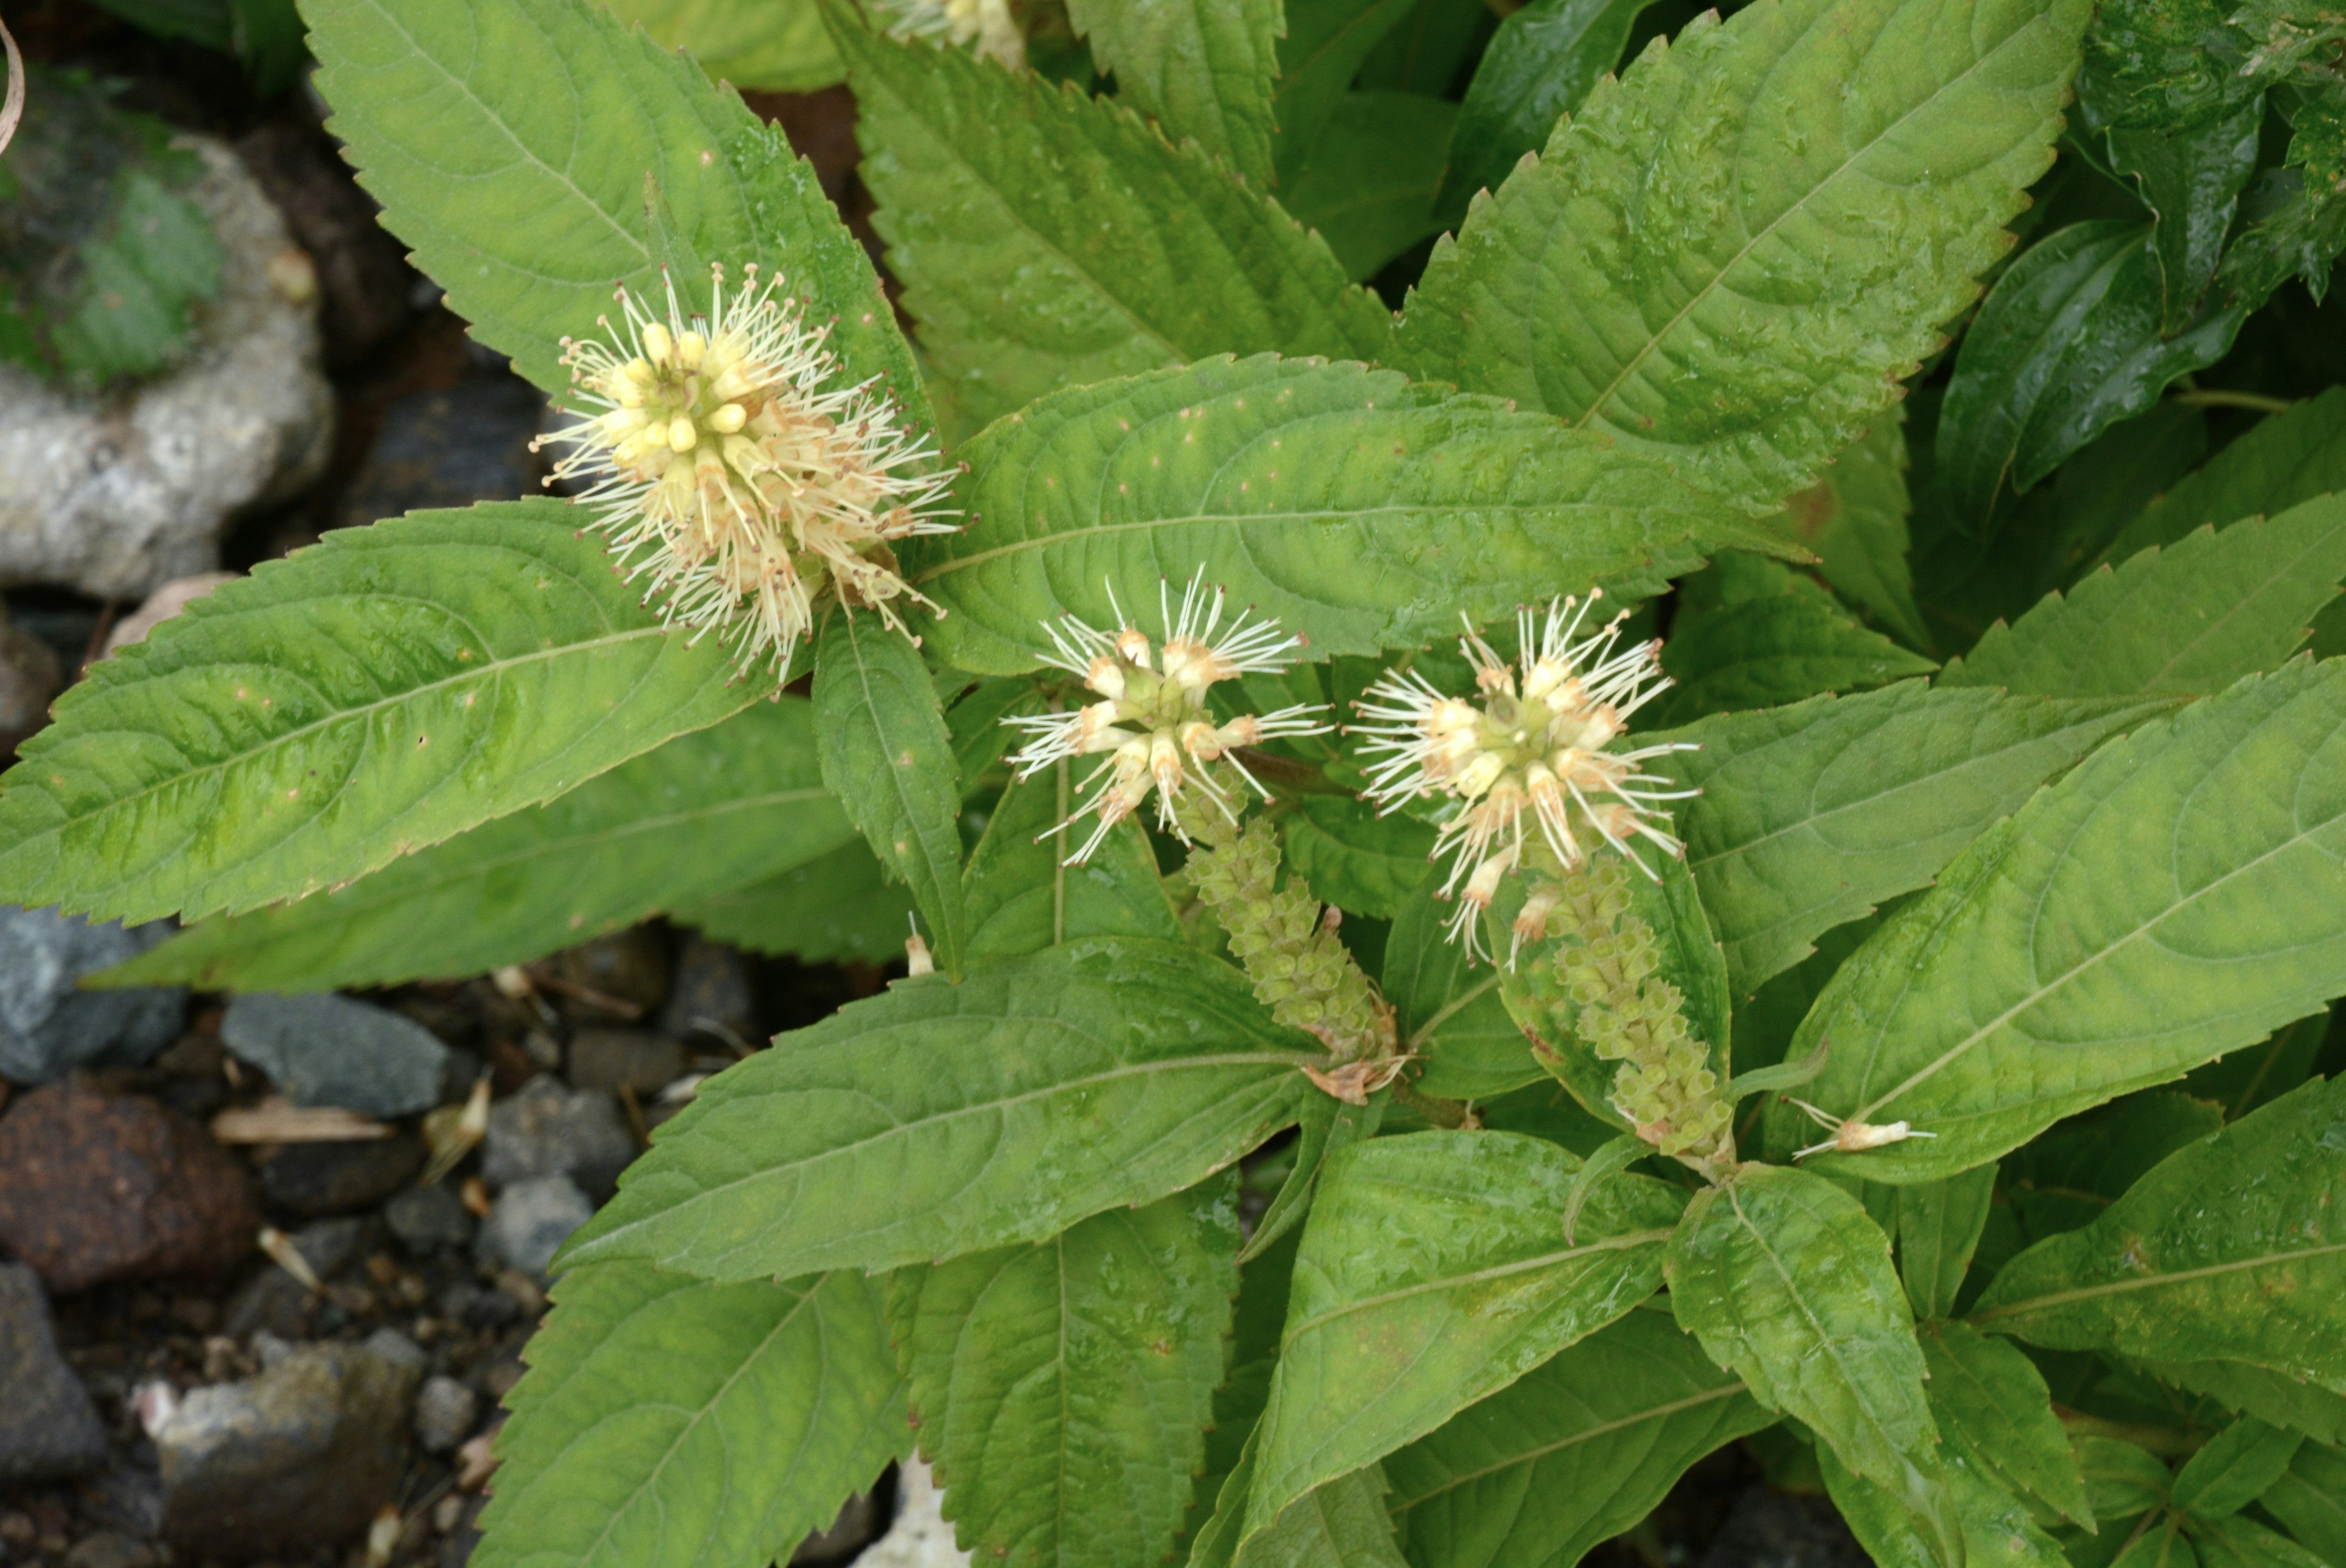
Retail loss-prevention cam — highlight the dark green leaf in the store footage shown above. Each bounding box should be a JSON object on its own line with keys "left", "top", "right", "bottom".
{"left": 1776, "top": 417, "right": 1930, "bottom": 649}
{"left": 1938, "top": 498, "right": 2346, "bottom": 698}
{"left": 0, "top": 503, "right": 756, "bottom": 925}
{"left": 2182, "top": 1011, "right": 2333, "bottom": 1120}
{"left": 1659, "top": 682, "right": 2149, "bottom": 994}
{"left": 892, "top": 1181, "right": 1239, "bottom": 1568}
{"left": 2080, "top": 1435, "right": 2174, "bottom": 1521}
{"left": 907, "top": 354, "right": 1788, "bottom": 673}
{"left": 1434, "top": 0, "right": 1653, "bottom": 220}
{"left": 1667, "top": 1165, "right": 1945, "bottom": 1512}
{"left": 1282, "top": 795, "right": 1436, "bottom": 922}
{"left": 307, "top": 0, "right": 921, "bottom": 410}
{"left": 1921, "top": 1320, "right": 2094, "bottom": 1529}
{"left": 1240, "top": 1087, "right": 1387, "bottom": 1264}
{"left": 2174, "top": 1419, "right": 2304, "bottom": 1520}
{"left": 1897, "top": 1167, "right": 1997, "bottom": 1321}
{"left": 560, "top": 937, "right": 1315, "bottom": 1280}
{"left": 1069, "top": 0, "right": 1282, "bottom": 185}
{"left": 1760, "top": 660, "right": 2346, "bottom": 1181}
{"left": 473, "top": 1264, "right": 906, "bottom": 1568}
{"left": 2260, "top": 1442, "right": 2346, "bottom": 1565}
{"left": 1392, "top": 0, "right": 2091, "bottom": 514}
{"left": 2003, "top": 1092, "right": 2226, "bottom": 1244}
{"left": 2100, "top": 388, "right": 2346, "bottom": 570}
{"left": 1383, "top": 872, "right": 1536, "bottom": 1101}
{"left": 2195, "top": 1514, "right": 2336, "bottom": 1568}
{"left": 1654, "top": 559, "right": 1937, "bottom": 723}
{"left": 1936, "top": 221, "right": 2243, "bottom": 524}
{"left": 835, "top": 20, "right": 1385, "bottom": 430}
{"left": 1818, "top": 1438, "right": 2067, "bottom": 1568}
{"left": 101, "top": 701, "right": 847, "bottom": 993}
{"left": 1386, "top": 1308, "right": 1770, "bottom": 1568}
{"left": 48, "top": 169, "right": 222, "bottom": 382}
{"left": 2108, "top": 97, "right": 2263, "bottom": 334}
{"left": 1243, "top": 1131, "right": 1682, "bottom": 1546}
{"left": 673, "top": 838, "right": 916, "bottom": 963}
{"left": 1278, "top": 91, "right": 1456, "bottom": 280}
{"left": 2145, "top": 1361, "right": 2346, "bottom": 1447}
{"left": 814, "top": 609, "right": 968, "bottom": 976}
{"left": 1270, "top": 0, "right": 1417, "bottom": 177}
{"left": 1972, "top": 1076, "right": 2346, "bottom": 1392}
{"left": 962, "top": 765, "right": 1182, "bottom": 959}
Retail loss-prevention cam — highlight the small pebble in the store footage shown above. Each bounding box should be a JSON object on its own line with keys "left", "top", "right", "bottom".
{"left": 414, "top": 1375, "right": 478, "bottom": 1454}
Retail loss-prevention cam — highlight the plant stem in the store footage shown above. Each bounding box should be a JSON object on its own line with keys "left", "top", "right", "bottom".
{"left": 2170, "top": 388, "right": 2297, "bottom": 414}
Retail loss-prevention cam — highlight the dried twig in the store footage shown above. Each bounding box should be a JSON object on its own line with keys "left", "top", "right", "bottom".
{"left": 0, "top": 12, "right": 23, "bottom": 159}
{"left": 211, "top": 1097, "right": 393, "bottom": 1143}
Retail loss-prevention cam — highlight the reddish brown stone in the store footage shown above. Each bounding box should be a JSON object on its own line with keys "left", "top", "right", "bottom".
{"left": 0, "top": 1079, "right": 258, "bottom": 1294}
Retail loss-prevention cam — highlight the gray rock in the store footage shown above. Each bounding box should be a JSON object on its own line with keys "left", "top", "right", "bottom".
{"left": 0, "top": 1262, "right": 109, "bottom": 1482}
{"left": 412, "top": 1374, "right": 477, "bottom": 1454}
{"left": 483, "top": 1077, "right": 635, "bottom": 1201}
{"left": 473, "top": 1175, "right": 593, "bottom": 1277}
{"left": 78, "top": 1460, "right": 167, "bottom": 1537}
{"left": 157, "top": 1343, "right": 417, "bottom": 1559}
{"left": 0, "top": 906, "right": 185, "bottom": 1084}
{"left": 657, "top": 935, "right": 756, "bottom": 1044}
{"left": 566, "top": 1027, "right": 687, "bottom": 1098}
{"left": 0, "top": 137, "right": 333, "bottom": 600}
{"left": 338, "top": 373, "right": 544, "bottom": 530}
{"left": 359, "top": 1328, "right": 426, "bottom": 1374}
{"left": 63, "top": 1533, "right": 159, "bottom": 1568}
{"left": 221, "top": 1219, "right": 366, "bottom": 1340}
{"left": 383, "top": 1184, "right": 473, "bottom": 1255}
{"left": 220, "top": 993, "right": 448, "bottom": 1117}
{"left": 1701, "top": 1487, "right": 1871, "bottom": 1568}
{"left": 258, "top": 1133, "right": 426, "bottom": 1216}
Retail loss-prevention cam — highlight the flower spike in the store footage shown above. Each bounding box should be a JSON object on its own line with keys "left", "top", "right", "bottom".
{"left": 1004, "top": 571, "right": 1331, "bottom": 863}
{"left": 1350, "top": 593, "right": 1697, "bottom": 963}
{"left": 536, "top": 263, "right": 957, "bottom": 681}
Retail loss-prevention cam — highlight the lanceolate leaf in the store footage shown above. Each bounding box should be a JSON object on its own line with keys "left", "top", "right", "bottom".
{"left": 962, "top": 764, "right": 1182, "bottom": 959}
{"left": 891, "top": 1181, "right": 1240, "bottom": 1568}
{"left": 1779, "top": 417, "right": 1929, "bottom": 649}
{"left": 1940, "top": 497, "right": 2346, "bottom": 696}
{"left": 1281, "top": 793, "right": 1435, "bottom": 921}
{"left": 101, "top": 701, "right": 848, "bottom": 993}
{"left": 672, "top": 838, "right": 915, "bottom": 963}
{"left": 1065, "top": 0, "right": 1283, "bottom": 186}
{"left": 2148, "top": 1360, "right": 2346, "bottom": 1446}
{"left": 1384, "top": 1308, "right": 1770, "bottom": 1568}
{"left": 1921, "top": 1320, "right": 2093, "bottom": 1529}
{"left": 1760, "top": 658, "right": 2346, "bottom": 1182}
{"left": 906, "top": 355, "right": 1786, "bottom": 673}
{"left": 2099, "top": 388, "right": 2346, "bottom": 568}
{"left": 1277, "top": 90, "right": 1456, "bottom": 280}
{"left": 1241, "top": 1087, "right": 1386, "bottom": 1264}
{"left": 1435, "top": 0, "right": 1654, "bottom": 221}
{"left": 2172, "top": 1419, "right": 2303, "bottom": 1520}
{"left": 474, "top": 1264, "right": 907, "bottom": 1568}
{"left": 1818, "top": 1440, "right": 2067, "bottom": 1568}
{"left": 1243, "top": 1131, "right": 1683, "bottom": 1548}
{"left": 0, "top": 505, "right": 755, "bottom": 926}
{"left": 1658, "top": 682, "right": 2150, "bottom": 994}
{"left": 2262, "top": 1443, "right": 2346, "bottom": 1562}
{"left": 1390, "top": 0, "right": 2091, "bottom": 514}
{"left": 560, "top": 938, "right": 1315, "bottom": 1280}
{"left": 1667, "top": 1165, "right": 1945, "bottom": 1511}
{"left": 1193, "top": 1432, "right": 1408, "bottom": 1568}
{"left": 834, "top": 20, "right": 1384, "bottom": 429}
{"left": 813, "top": 609, "right": 968, "bottom": 975}
{"left": 1655, "top": 568, "right": 1938, "bottom": 722}
{"left": 1383, "top": 872, "right": 1537, "bottom": 1100}
{"left": 1971, "top": 1075, "right": 2346, "bottom": 1393}
{"left": 304, "top": 0, "right": 921, "bottom": 410}
{"left": 1270, "top": 0, "right": 1416, "bottom": 176}
{"left": 1896, "top": 1167, "right": 1997, "bottom": 1322}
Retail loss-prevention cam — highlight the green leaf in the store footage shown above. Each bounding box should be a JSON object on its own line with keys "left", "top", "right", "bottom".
{"left": 1921, "top": 1320, "right": 2094, "bottom": 1529}
{"left": 962, "top": 765, "right": 1182, "bottom": 959}
{"left": 2195, "top": 1514, "right": 2334, "bottom": 1568}
{"left": 1066, "top": 0, "right": 1282, "bottom": 186}
{"left": 1390, "top": 0, "right": 2091, "bottom": 514}
{"left": 673, "top": 838, "right": 917, "bottom": 963}
{"left": 1270, "top": 0, "right": 1417, "bottom": 177}
{"left": 1896, "top": 1166, "right": 1997, "bottom": 1321}
{"left": 1355, "top": 0, "right": 1483, "bottom": 93}
{"left": 2099, "top": 388, "right": 2346, "bottom": 570}
{"left": 2146, "top": 1361, "right": 2346, "bottom": 1447}
{"left": 1384, "top": 1308, "right": 1771, "bottom": 1568}
{"left": 100, "top": 701, "right": 848, "bottom": 993}
{"left": 49, "top": 169, "right": 222, "bottom": 382}
{"left": 0, "top": 503, "right": 756, "bottom": 925}
{"left": 1382, "top": 873, "right": 1537, "bottom": 1101}
{"left": 1758, "top": 659, "right": 2346, "bottom": 1182}
{"left": 1278, "top": 91, "right": 1456, "bottom": 280}
{"left": 906, "top": 354, "right": 1786, "bottom": 674}
{"left": 835, "top": 20, "right": 1385, "bottom": 431}
{"left": 1281, "top": 795, "right": 1436, "bottom": 922}
{"left": 560, "top": 937, "right": 1314, "bottom": 1280}
{"left": 1240, "top": 1087, "right": 1387, "bottom": 1264}
{"left": 1194, "top": 1434, "right": 1408, "bottom": 1568}
{"left": 2183, "top": 1010, "right": 2333, "bottom": 1120}
{"left": 2118, "top": 1517, "right": 2204, "bottom": 1568}
{"left": 1243, "top": 1131, "right": 1683, "bottom": 1547}
{"left": 891, "top": 1181, "right": 1239, "bottom": 1568}
{"left": 473, "top": 1264, "right": 907, "bottom": 1568}
{"left": 2262, "top": 1442, "right": 2346, "bottom": 1566}
{"left": 1434, "top": 0, "right": 1653, "bottom": 219}
{"left": 2108, "top": 97, "right": 2264, "bottom": 335}
{"left": 2080, "top": 1436, "right": 2176, "bottom": 1521}
{"left": 813, "top": 609, "right": 968, "bottom": 977}
{"left": 602, "top": 0, "right": 842, "bottom": 90}
{"left": 2002, "top": 1091, "right": 2225, "bottom": 1244}
{"left": 1666, "top": 1165, "right": 1945, "bottom": 1512}
{"left": 1185, "top": 1229, "right": 1302, "bottom": 1553}
{"left": 1818, "top": 1437, "right": 2068, "bottom": 1568}
{"left": 1659, "top": 682, "right": 2149, "bottom": 995}
{"left": 1935, "top": 222, "right": 2243, "bottom": 522}
{"left": 1777, "top": 416, "right": 1930, "bottom": 649}
{"left": 305, "top": 0, "right": 921, "bottom": 410}
{"left": 1939, "top": 498, "right": 2346, "bottom": 697}
{"left": 1975, "top": 1075, "right": 2346, "bottom": 1394}
{"left": 2174, "top": 1419, "right": 2304, "bottom": 1520}
{"left": 1653, "top": 558, "right": 1938, "bottom": 723}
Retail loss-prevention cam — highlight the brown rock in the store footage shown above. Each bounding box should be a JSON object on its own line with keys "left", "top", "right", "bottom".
{"left": 233, "top": 125, "right": 411, "bottom": 369}
{"left": 0, "top": 1079, "right": 259, "bottom": 1294}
